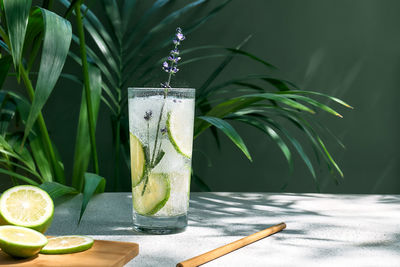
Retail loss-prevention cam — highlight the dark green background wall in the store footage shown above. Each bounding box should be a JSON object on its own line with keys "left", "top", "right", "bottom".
{"left": 3, "top": 0, "right": 399, "bottom": 193}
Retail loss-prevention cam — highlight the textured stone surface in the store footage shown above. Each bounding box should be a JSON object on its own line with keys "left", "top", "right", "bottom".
{"left": 48, "top": 193, "right": 400, "bottom": 266}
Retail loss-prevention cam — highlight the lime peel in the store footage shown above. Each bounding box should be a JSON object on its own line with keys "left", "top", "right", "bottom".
{"left": 0, "top": 185, "right": 54, "bottom": 233}
{"left": 0, "top": 225, "right": 48, "bottom": 258}
{"left": 133, "top": 173, "right": 170, "bottom": 215}
{"left": 40, "top": 235, "right": 94, "bottom": 254}
{"left": 166, "top": 112, "right": 192, "bottom": 159}
{"left": 130, "top": 133, "right": 147, "bottom": 187}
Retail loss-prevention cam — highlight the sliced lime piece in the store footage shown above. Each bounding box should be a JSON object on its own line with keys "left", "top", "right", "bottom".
{"left": 130, "top": 133, "right": 147, "bottom": 187}
{"left": 133, "top": 173, "right": 170, "bottom": 215}
{"left": 0, "top": 185, "right": 54, "bottom": 233}
{"left": 40, "top": 235, "right": 94, "bottom": 254}
{"left": 0, "top": 225, "right": 48, "bottom": 258}
{"left": 166, "top": 111, "right": 193, "bottom": 159}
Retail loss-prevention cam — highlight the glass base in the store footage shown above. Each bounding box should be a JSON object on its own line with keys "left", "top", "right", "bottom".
{"left": 132, "top": 213, "right": 187, "bottom": 235}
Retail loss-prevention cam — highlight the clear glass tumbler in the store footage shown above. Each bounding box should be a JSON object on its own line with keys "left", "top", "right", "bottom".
{"left": 128, "top": 87, "right": 195, "bottom": 234}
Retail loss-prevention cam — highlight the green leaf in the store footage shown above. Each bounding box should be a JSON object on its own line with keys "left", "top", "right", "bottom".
{"left": 0, "top": 55, "right": 12, "bottom": 88}
{"left": 197, "top": 35, "right": 252, "bottom": 99}
{"left": 152, "top": 150, "right": 165, "bottom": 168}
{"left": 198, "top": 116, "right": 252, "bottom": 161}
{"left": 276, "top": 90, "right": 353, "bottom": 108}
{"left": 121, "top": 0, "right": 137, "bottom": 34}
{"left": 233, "top": 116, "right": 293, "bottom": 171}
{"left": 23, "top": 8, "right": 72, "bottom": 144}
{"left": 280, "top": 93, "right": 343, "bottom": 118}
{"left": 3, "top": 0, "right": 32, "bottom": 70}
{"left": 63, "top": 0, "right": 80, "bottom": 18}
{"left": 0, "top": 158, "right": 42, "bottom": 181}
{"left": 0, "top": 40, "right": 10, "bottom": 53}
{"left": 7, "top": 134, "right": 36, "bottom": 171}
{"left": 225, "top": 48, "right": 276, "bottom": 69}
{"left": 102, "top": 0, "right": 122, "bottom": 43}
{"left": 29, "top": 134, "right": 52, "bottom": 182}
{"left": 0, "top": 91, "right": 16, "bottom": 134}
{"left": 0, "top": 167, "right": 39, "bottom": 185}
{"left": 40, "top": 181, "right": 78, "bottom": 200}
{"left": 79, "top": 172, "right": 106, "bottom": 223}
{"left": 72, "top": 64, "right": 102, "bottom": 191}
{"left": 124, "top": 0, "right": 207, "bottom": 65}
{"left": 123, "top": 0, "right": 169, "bottom": 49}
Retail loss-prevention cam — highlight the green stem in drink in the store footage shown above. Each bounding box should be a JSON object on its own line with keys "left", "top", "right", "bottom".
{"left": 75, "top": 1, "right": 99, "bottom": 176}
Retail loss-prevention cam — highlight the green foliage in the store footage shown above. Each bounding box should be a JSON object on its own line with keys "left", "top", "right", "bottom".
{"left": 79, "top": 173, "right": 106, "bottom": 223}
{"left": 0, "top": 0, "right": 351, "bottom": 225}
{"left": 0, "top": 0, "right": 98, "bottom": 221}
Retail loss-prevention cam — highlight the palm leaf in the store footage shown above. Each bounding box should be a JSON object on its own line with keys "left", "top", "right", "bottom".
{"left": 197, "top": 116, "right": 252, "bottom": 161}
{"left": 2, "top": 0, "right": 32, "bottom": 70}
{"left": 0, "top": 55, "right": 12, "bottom": 88}
{"left": 276, "top": 90, "right": 353, "bottom": 108}
{"left": 225, "top": 48, "right": 276, "bottom": 69}
{"left": 23, "top": 8, "right": 72, "bottom": 144}
{"left": 197, "top": 35, "right": 252, "bottom": 99}
{"left": 232, "top": 115, "right": 293, "bottom": 171}
{"left": 72, "top": 64, "right": 102, "bottom": 191}
{"left": 0, "top": 167, "right": 39, "bottom": 185}
{"left": 124, "top": 0, "right": 207, "bottom": 66}
{"left": 79, "top": 172, "right": 106, "bottom": 223}
{"left": 40, "top": 181, "right": 78, "bottom": 200}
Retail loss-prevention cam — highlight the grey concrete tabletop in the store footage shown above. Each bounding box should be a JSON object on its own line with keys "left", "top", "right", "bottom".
{"left": 47, "top": 192, "right": 400, "bottom": 266}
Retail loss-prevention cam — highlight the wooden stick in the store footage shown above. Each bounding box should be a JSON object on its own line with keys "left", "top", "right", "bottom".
{"left": 176, "top": 222, "right": 286, "bottom": 267}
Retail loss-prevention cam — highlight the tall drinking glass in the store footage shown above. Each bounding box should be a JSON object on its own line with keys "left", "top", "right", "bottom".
{"left": 128, "top": 87, "right": 195, "bottom": 234}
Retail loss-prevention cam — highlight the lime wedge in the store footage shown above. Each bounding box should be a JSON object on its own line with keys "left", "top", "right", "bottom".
{"left": 133, "top": 173, "right": 170, "bottom": 215}
{"left": 0, "top": 185, "right": 54, "bottom": 233}
{"left": 40, "top": 235, "right": 94, "bottom": 254}
{"left": 0, "top": 225, "right": 47, "bottom": 258}
{"left": 130, "top": 133, "right": 147, "bottom": 187}
{"left": 166, "top": 111, "right": 192, "bottom": 159}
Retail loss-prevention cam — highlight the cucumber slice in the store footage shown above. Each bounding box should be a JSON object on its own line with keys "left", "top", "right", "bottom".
{"left": 166, "top": 111, "right": 192, "bottom": 159}
{"left": 130, "top": 133, "right": 147, "bottom": 187}
{"left": 133, "top": 173, "right": 170, "bottom": 215}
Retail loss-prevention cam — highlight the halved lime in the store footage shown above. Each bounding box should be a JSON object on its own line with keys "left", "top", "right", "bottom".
{"left": 0, "top": 225, "right": 47, "bottom": 258}
{"left": 133, "top": 173, "right": 170, "bottom": 215}
{"left": 40, "top": 235, "right": 94, "bottom": 254}
{"left": 166, "top": 111, "right": 193, "bottom": 159}
{"left": 0, "top": 185, "right": 54, "bottom": 233}
{"left": 130, "top": 133, "right": 147, "bottom": 187}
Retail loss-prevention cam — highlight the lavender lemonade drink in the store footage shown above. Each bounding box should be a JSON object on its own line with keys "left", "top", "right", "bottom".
{"left": 128, "top": 28, "right": 194, "bottom": 234}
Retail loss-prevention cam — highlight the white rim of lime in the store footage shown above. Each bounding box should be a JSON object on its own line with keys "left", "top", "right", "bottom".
{"left": 0, "top": 225, "right": 48, "bottom": 247}
{"left": 0, "top": 185, "right": 54, "bottom": 228}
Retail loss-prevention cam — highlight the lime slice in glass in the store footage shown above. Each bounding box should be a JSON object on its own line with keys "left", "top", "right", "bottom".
{"left": 130, "top": 133, "right": 147, "bottom": 187}
{"left": 133, "top": 173, "right": 170, "bottom": 215}
{"left": 0, "top": 225, "right": 48, "bottom": 258}
{"left": 0, "top": 185, "right": 54, "bottom": 233}
{"left": 40, "top": 235, "right": 94, "bottom": 254}
{"left": 166, "top": 111, "right": 192, "bottom": 159}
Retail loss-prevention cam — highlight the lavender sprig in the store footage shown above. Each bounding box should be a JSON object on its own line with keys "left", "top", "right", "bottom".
{"left": 161, "top": 27, "right": 185, "bottom": 89}
{"left": 142, "top": 27, "right": 186, "bottom": 196}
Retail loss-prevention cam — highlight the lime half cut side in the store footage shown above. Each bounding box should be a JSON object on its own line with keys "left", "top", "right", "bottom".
{"left": 166, "top": 111, "right": 193, "bottom": 159}
{"left": 0, "top": 225, "right": 48, "bottom": 258}
{"left": 40, "top": 235, "right": 94, "bottom": 254}
{"left": 0, "top": 185, "right": 54, "bottom": 233}
{"left": 130, "top": 133, "right": 147, "bottom": 187}
{"left": 133, "top": 173, "right": 170, "bottom": 215}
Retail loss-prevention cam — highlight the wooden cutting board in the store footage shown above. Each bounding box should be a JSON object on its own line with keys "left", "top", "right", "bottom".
{"left": 0, "top": 239, "right": 139, "bottom": 266}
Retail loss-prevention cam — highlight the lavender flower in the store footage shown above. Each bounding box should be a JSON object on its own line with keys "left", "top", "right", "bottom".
{"left": 161, "top": 27, "right": 185, "bottom": 88}
{"left": 144, "top": 110, "right": 153, "bottom": 121}
{"left": 160, "top": 82, "right": 171, "bottom": 89}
